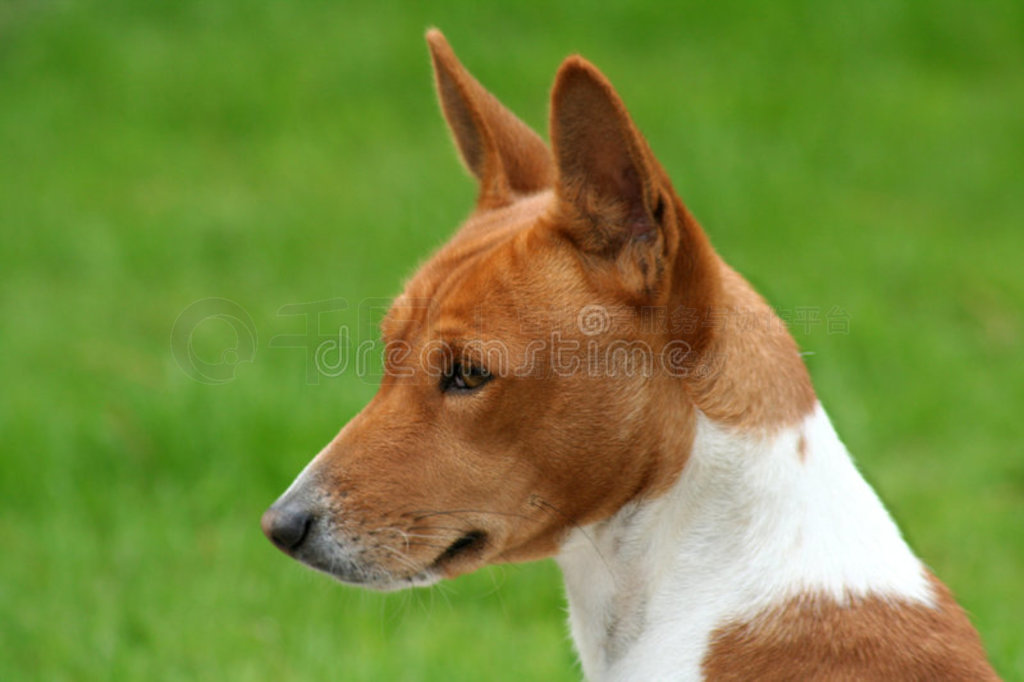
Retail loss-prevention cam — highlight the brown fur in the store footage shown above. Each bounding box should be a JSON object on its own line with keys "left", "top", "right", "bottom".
{"left": 691, "top": 264, "right": 817, "bottom": 432}
{"left": 703, "top": 575, "right": 999, "bottom": 680}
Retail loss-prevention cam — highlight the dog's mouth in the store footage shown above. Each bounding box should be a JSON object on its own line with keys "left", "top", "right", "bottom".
{"left": 432, "top": 530, "right": 488, "bottom": 570}
{"left": 296, "top": 527, "right": 490, "bottom": 589}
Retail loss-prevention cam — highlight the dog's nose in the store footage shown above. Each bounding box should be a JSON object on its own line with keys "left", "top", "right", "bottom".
{"left": 261, "top": 503, "right": 313, "bottom": 552}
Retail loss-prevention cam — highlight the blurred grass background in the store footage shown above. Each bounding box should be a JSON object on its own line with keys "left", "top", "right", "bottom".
{"left": 1, "top": 0, "right": 1022, "bottom": 679}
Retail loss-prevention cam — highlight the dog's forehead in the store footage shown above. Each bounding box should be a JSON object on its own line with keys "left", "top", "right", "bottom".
{"left": 382, "top": 191, "right": 576, "bottom": 341}
{"left": 382, "top": 251, "right": 537, "bottom": 344}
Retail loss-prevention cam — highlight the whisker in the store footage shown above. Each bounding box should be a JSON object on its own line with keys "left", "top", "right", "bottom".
{"left": 530, "top": 496, "right": 617, "bottom": 585}
{"left": 404, "top": 541, "right": 450, "bottom": 550}
{"left": 378, "top": 543, "right": 422, "bottom": 574}
{"left": 410, "top": 508, "right": 538, "bottom": 522}
{"left": 380, "top": 528, "right": 450, "bottom": 542}
{"left": 407, "top": 524, "right": 474, "bottom": 533}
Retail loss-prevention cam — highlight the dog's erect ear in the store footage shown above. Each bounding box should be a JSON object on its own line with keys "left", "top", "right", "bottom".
{"left": 550, "top": 56, "right": 668, "bottom": 252}
{"left": 426, "top": 29, "right": 554, "bottom": 207}
{"left": 550, "top": 56, "right": 708, "bottom": 302}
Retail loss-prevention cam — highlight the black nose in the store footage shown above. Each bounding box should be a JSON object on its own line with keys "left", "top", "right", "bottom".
{"left": 261, "top": 504, "right": 313, "bottom": 552}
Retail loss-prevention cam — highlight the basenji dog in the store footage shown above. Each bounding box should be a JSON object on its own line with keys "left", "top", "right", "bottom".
{"left": 261, "top": 30, "right": 998, "bottom": 681}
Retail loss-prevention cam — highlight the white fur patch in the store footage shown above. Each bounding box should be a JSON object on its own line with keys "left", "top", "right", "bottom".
{"left": 557, "top": 403, "right": 933, "bottom": 681}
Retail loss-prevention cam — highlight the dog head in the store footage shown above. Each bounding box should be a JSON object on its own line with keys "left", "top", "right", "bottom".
{"left": 261, "top": 31, "right": 810, "bottom": 590}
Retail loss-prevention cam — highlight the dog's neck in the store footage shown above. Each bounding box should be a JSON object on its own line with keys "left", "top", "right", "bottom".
{"left": 556, "top": 404, "right": 933, "bottom": 682}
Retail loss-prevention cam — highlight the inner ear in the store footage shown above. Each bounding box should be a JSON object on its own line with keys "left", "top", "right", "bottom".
{"left": 621, "top": 165, "right": 657, "bottom": 240}
{"left": 652, "top": 194, "right": 666, "bottom": 225}
{"left": 550, "top": 56, "right": 661, "bottom": 250}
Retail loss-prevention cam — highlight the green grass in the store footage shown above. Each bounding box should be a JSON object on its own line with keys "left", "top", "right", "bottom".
{"left": 1, "top": 0, "right": 1022, "bottom": 679}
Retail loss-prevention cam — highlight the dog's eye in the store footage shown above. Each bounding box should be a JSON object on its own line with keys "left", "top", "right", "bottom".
{"left": 444, "top": 363, "right": 492, "bottom": 392}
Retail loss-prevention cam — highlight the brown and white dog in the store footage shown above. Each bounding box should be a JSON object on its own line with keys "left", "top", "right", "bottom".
{"left": 261, "top": 30, "right": 998, "bottom": 681}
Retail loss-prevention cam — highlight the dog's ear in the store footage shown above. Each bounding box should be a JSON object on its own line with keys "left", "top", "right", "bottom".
{"left": 550, "top": 56, "right": 714, "bottom": 302}
{"left": 426, "top": 29, "right": 554, "bottom": 207}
